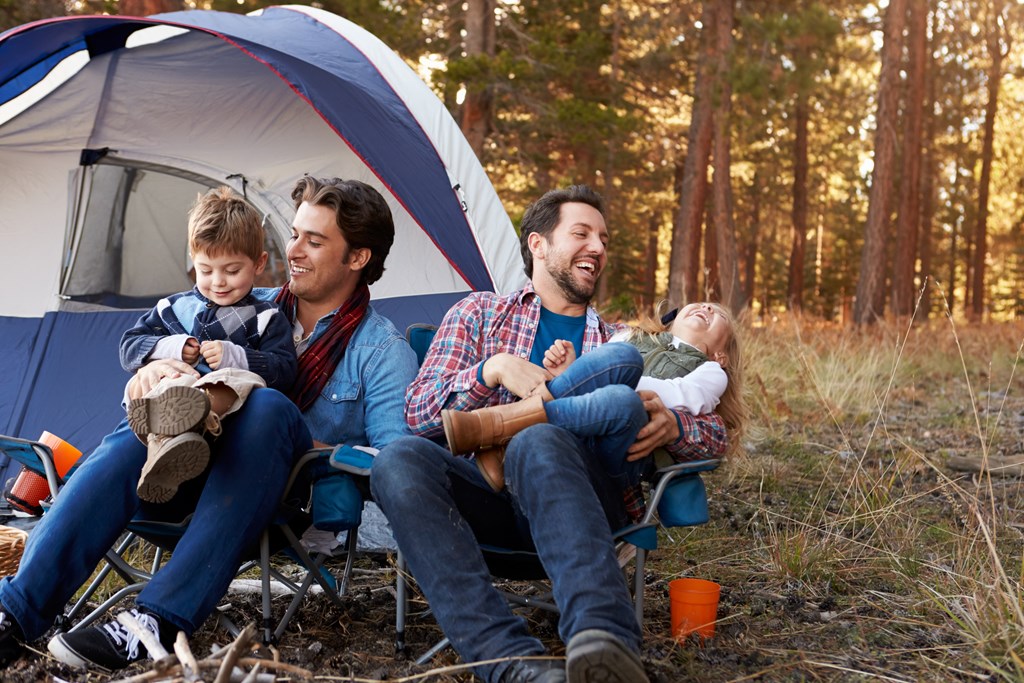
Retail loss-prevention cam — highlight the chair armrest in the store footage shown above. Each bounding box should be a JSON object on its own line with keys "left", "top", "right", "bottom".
{"left": 0, "top": 434, "right": 62, "bottom": 499}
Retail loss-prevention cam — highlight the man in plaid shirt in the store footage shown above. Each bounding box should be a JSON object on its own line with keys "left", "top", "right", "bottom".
{"left": 372, "top": 185, "right": 727, "bottom": 683}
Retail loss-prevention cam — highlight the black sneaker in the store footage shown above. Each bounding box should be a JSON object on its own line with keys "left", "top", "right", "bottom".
{"left": 0, "top": 606, "right": 26, "bottom": 666}
{"left": 47, "top": 608, "right": 169, "bottom": 672}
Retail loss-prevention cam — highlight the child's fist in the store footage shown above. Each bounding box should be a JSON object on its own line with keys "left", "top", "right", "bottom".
{"left": 200, "top": 340, "right": 223, "bottom": 369}
{"left": 542, "top": 339, "right": 576, "bottom": 377}
{"left": 182, "top": 338, "right": 201, "bottom": 365}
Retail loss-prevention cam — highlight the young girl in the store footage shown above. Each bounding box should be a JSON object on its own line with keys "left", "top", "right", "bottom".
{"left": 442, "top": 302, "right": 746, "bottom": 491}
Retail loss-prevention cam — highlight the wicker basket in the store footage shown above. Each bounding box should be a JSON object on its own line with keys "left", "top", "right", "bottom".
{"left": 0, "top": 525, "right": 27, "bottom": 577}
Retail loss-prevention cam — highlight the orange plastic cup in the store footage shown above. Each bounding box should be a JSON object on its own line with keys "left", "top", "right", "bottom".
{"left": 669, "top": 578, "right": 720, "bottom": 641}
{"left": 38, "top": 431, "right": 83, "bottom": 478}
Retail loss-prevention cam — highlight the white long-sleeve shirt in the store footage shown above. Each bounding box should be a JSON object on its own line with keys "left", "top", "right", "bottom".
{"left": 611, "top": 330, "right": 728, "bottom": 415}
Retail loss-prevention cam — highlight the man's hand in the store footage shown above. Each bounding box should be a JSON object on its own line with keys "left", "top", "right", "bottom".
{"left": 482, "top": 352, "right": 553, "bottom": 399}
{"left": 127, "top": 359, "right": 200, "bottom": 400}
{"left": 542, "top": 340, "right": 576, "bottom": 377}
{"left": 627, "top": 390, "right": 680, "bottom": 461}
{"left": 182, "top": 338, "right": 200, "bottom": 365}
{"left": 200, "top": 340, "right": 224, "bottom": 369}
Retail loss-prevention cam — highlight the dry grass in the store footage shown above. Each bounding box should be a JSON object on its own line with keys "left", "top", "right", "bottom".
{"left": 656, "top": 301, "right": 1024, "bottom": 681}
{"left": 18, "top": 298, "right": 1024, "bottom": 682}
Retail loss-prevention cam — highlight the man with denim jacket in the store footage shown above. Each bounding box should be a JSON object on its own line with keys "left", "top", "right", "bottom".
{"left": 0, "top": 176, "right": 418, "bottom": 672}
{"left": 372, "top": 185, "right": 728, "bottom": 683}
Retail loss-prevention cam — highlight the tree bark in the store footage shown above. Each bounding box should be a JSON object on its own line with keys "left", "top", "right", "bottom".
{"left": 787, "top": 85, "right": 809, "bottom": 313}
{"left": 644, "top": 215, "right": 659, "bottom": 310}
{"left": 460, "top": 0, "right": 496, "bottom": 157}
{"left": 668, "top": 0, "right": 717, "bottom": 307}
{"left": 918, "top": 12, "right": 938, "bottom": 317}
{"left": 892, "top": 0, "right": 928, "bottom": 317}
{"left": 710, "top": 0, "right": 743, "bottom": 312}
{"left": 119, "top": 0, "right": 180, "bottom": 15}
{"left": 970, "top": 0, "right": 1006, "bottom": 320}
{"left": 854, "top": 0, "right": 907, "bottom": 324}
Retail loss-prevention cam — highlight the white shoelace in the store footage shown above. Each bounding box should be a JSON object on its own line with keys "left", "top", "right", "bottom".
{"left": 102, "top": 609, "right": 159, "bottom": 661}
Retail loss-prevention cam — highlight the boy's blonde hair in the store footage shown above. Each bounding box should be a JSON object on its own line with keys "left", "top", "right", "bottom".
{"left": 632, "top": 301, "right": 748, "bottom": 456}
{"left": 188, "top": 186, "right": 265, "bottom": 262}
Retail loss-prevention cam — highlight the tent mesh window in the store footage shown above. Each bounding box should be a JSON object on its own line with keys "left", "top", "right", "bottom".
{"left": 60, "top": 160, "right": 285, "bottom": 310}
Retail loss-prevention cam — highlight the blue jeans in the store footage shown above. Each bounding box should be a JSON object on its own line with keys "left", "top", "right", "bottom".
{"left": 544, "top": 342, "right": 647, "bottom": 486}
{"left": 371, "top": 426, "right": 643, "bottom": 683}
{"left": 0, "top": 388, "right": 311, "bottom": 639}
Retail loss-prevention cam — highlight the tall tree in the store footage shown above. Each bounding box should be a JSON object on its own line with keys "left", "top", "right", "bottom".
{"left": 970, "top": 0, "right": 1008, "bottom": 320}
{"left": 710, "top": 0, "right": 744, "bottom": 312}
{"left": 119, "top": 0, "right": 179, "bottom": 14}
{"left": 917, "top": 24, "right": 938, "bottom": 317}
{"left": 460, "top": 0, "right": 496, "bottom": 157}
{"left": 891, "top": 0, "right": 929, "bottom": 317}
{"left": 788, "top": 76, "right": 810, "bottom": 312}
{"left": 668, "top": 0, "right": 717, "bottom": 306}
{"left": 854, "top": 0, "right": 907, "bottom": 324}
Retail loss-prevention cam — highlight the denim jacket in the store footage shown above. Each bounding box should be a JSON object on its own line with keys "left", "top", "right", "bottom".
{"left": 253, "top": 288, "right": 418, "bottom": 449}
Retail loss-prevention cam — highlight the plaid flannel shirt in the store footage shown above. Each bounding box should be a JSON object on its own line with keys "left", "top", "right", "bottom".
{"left": 405, "top": 283, "right": 727, "bottom": 522}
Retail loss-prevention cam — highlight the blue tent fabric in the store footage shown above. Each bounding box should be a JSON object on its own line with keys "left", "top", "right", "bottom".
{"left": 0, "top": 316, "right": 44, "bottom": 437}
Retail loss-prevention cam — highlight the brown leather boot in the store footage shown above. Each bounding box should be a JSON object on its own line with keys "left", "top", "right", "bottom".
{"left": 442, "top": 394, "right": 548, "bottom": 455}
{"left": 475, "top": 447, "right": 506, "bottom": 491}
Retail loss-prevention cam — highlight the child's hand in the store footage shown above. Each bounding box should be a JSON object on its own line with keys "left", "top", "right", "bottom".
{"left": 542, "top": 340, "right": 576, "bottom": 377}
{"left": 200, "top": 340, "right": 223, "bottom": 369}
{"left": 182, "top": 338, "right": 201, "bottom": 365}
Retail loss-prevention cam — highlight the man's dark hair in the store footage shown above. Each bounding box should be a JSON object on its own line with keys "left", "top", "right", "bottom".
{"left": 291, "top": 176, "right": 395, "bottom": 285}
{"left": 518, "top": 185, "right": 604, "bottom": 278}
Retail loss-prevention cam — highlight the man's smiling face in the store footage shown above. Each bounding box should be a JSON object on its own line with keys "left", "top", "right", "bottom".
{"left": 533, "top": 202, "right": 608, "bottom": 305}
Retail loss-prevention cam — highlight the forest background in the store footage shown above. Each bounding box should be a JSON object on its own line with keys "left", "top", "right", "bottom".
{"left": 5, "top": 0, "right": 1020, "bottom": 326}
{"left": 4, "top": 2, "right": 1024, "bottom": 681}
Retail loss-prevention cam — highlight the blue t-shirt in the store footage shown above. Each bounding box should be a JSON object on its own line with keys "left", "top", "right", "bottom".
{"left": 530, "top": 307, "right": 586, "bottom": 367}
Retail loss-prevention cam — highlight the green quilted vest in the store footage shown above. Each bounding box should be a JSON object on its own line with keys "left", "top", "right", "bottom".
{"left": 631, "top": 332, "right": 708, "bottom": 380}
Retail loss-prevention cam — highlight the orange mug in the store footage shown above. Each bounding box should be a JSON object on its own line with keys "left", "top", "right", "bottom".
{"left": 38, "top": 431, "right": 83, "bottom": 479}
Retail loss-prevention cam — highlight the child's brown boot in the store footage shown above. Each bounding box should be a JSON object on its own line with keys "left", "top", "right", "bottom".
{"left": 127, "top": 386, "right": 210, "bottom": 440}
{"left": 137, "top": 432, "right": 210, "bottom": 503}
{"left": 441, "top": 394, "right": 548, "bottom": 455}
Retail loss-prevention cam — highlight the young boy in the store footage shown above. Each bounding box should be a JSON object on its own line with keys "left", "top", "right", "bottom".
{"left": 119, "top": 187, "right": 297, "bottom": 503}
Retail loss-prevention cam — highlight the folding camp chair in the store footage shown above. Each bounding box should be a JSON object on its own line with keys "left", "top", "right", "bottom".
{"left": 0, "top": 433, "right": 368, "bottom": 645}
{"left": 393, "top": 324, "right": 722, "bottom": 661}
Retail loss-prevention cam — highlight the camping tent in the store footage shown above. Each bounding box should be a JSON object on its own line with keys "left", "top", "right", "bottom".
{"left": 0, "top": 5, "right": 524, "bottom": 482}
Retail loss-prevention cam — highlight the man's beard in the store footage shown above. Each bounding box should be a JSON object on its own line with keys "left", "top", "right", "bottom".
{"left": 549, "top": 261, "right": 595, "bottom": 306}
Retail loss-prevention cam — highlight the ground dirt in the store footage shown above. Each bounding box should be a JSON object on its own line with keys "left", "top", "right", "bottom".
{"left": 5, "top": 322, "right": 1023, "bottom": 682}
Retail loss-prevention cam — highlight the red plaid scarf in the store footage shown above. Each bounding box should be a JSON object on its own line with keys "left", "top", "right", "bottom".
{"left": 276, "top": 281, "right": 370, "bottom": 412}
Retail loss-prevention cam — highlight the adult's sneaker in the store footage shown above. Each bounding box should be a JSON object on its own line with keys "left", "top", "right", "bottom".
{"left": 565, "top": 629, "right": 649, "bottom": 683}
{"left": 499, "top": 658, "right": 567, "bottom": 683}
{"left": 0, "top": 606, "right": 25, "bottom": 666}
{"left": 48, "top": 608, "right": 172, "bottom": 672}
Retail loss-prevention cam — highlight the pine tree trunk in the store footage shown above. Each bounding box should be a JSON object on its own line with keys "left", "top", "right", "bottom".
{"left": 668, "top": 0, "right": 717, "bottom": 307}
{"left": 918, "top": 13, "right": 938, "bottom": 317}
{"left": 970, "top": 0, "right": 1005, "bottom": 320}
{"left": 787, "top": 86, "right": 809, "bottom": 313}
{"left": 710, "top": 0, "right": 743, "bottom": 312}
{"left": 854, "top": 0, "right": 907, "bottom": 324}
{"left": 644, "top": 215, "right": 659, "bottom": 310}
{"left": 892, "top": 0, "right": 928, "bottom": 317}
{"left": 119, "top": 0, "right": 180, "bottom": 14}
{"left": 460, "top": 0, "right": 496, "bottom": 157}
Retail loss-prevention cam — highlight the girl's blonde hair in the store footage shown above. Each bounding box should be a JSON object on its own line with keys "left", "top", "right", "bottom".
{"left": 632, "top": 302, "right": 748, "bottom": 456}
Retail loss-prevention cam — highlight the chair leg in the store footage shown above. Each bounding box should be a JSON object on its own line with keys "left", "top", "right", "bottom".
{"left": 633, "top": 547, "right": 646, "bottom": 625}
{"left": 260, "top": 530, "right": 274, "bottom": 645}
{"left": 395, "top": 552, "right": 407, "bottom": 654}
